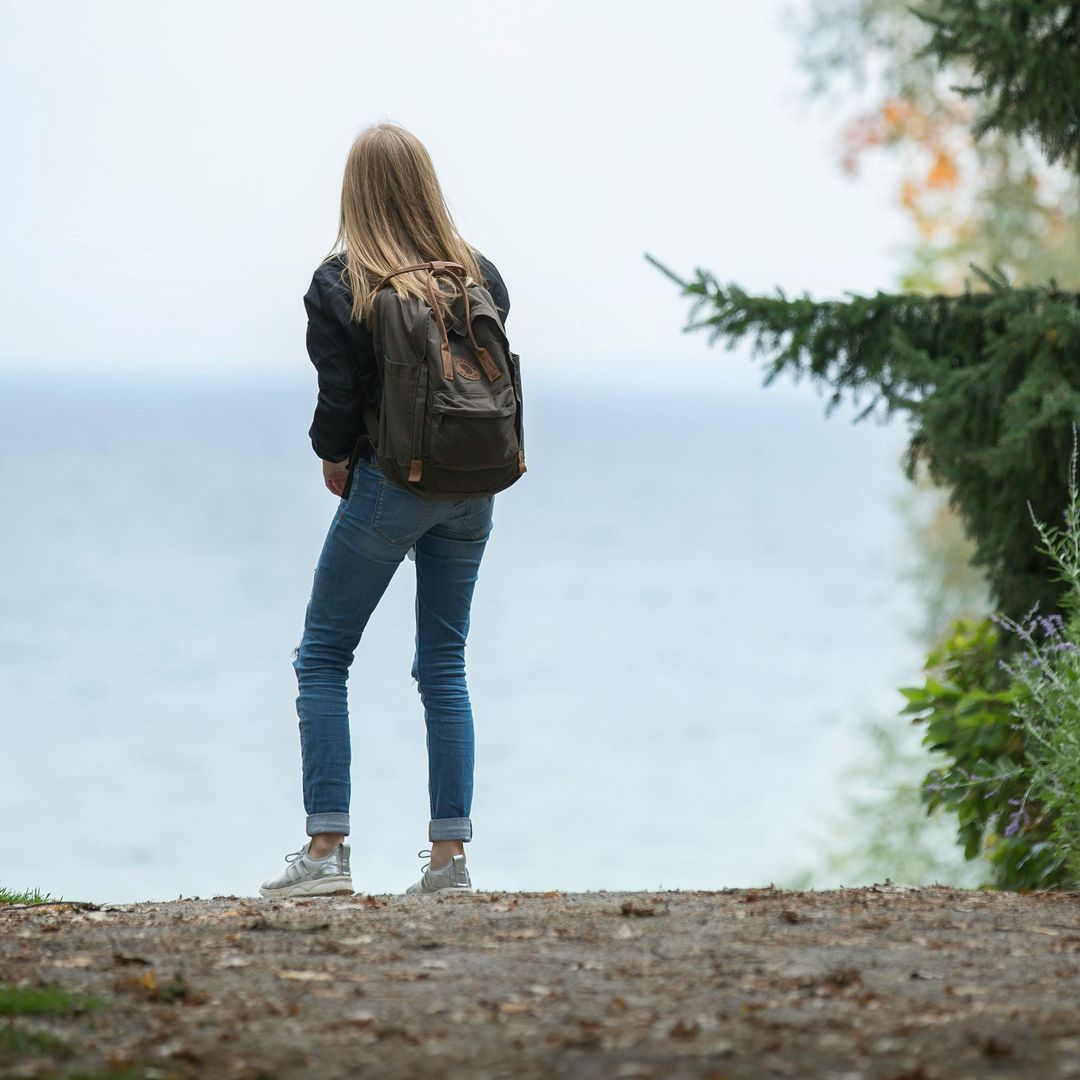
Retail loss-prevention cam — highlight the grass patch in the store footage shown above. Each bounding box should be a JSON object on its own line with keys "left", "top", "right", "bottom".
{"left": 0, "top": 1023, "right": 72, "bottom": 1058}
{"left": 44, "top": 1072, "right": 141, "bottom": 1080}
{"left": 0, "top": 885, "right": 60, "bottom": 905}
{"left": 0, "top": 986, "right": 105, "bottom": 1017}
{"left": 0, "top": 986, "right": 111, "bottom": 1072}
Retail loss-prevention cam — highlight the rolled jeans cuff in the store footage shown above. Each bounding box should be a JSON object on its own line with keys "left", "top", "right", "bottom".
{"left": 307, "top": 813, "right": 350, "bottom": 837}
{"left": 429, "top": 817, "right": 472, "bottom": 842}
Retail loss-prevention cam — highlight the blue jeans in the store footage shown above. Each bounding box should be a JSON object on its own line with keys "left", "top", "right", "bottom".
{"left": 291, "top": 454, "right": 494, "bottom": 843}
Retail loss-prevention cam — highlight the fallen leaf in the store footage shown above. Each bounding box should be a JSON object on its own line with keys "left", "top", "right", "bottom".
{"left": 215, "top": 956, "right": 252, "bottom": 969}
{"left": 499, "top": 1001, "right": 532, "bottom": 1014}
{"left": 52, "top": 955, "right": 93, "bottom": 968}
{"left": 278, "top": 969, "right": 333, "bottom": 982}
{"left": 669, "top": 1019, "right": 700, "bottom": 1039}
{"left": 344, "top": 1009, "right": 376, "bottom": 1028}
{"left": 499, "top": 928, "right": 542, "bottom": 940}
{"left": 157, "top": 975, "right": 209, "bottom": 1005}
{"left": 113, "top": 952, "right": 151, "bottom": 966}
{"left": 824, "top": 968, "right": 862, "bottom": 991}
{"left": 982, "top": 1036, "right": 1012, "bottom": 1057}
{"left": 115, "top": 970, "right": 157, "bottom": 995}
{"left": 621, "top": 900, "right": 663, "bottom": 917}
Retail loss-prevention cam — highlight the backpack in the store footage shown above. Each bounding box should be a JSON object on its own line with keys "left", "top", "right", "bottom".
{"left": 351, "top": 259, "right": 526, "bottom": 500}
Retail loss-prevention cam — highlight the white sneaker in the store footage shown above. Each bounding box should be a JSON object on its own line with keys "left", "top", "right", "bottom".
{"left": 405, "top": 848, "right": 473, "bottom": 894}
{"left": 259, "top": 840, "right": 354, "bottom": 898}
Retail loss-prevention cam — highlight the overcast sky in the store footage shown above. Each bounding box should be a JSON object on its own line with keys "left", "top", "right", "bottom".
{"left": 0, "top": 1, "right": 907, "bottom": 390}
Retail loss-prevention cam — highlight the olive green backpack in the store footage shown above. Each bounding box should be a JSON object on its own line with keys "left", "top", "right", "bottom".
{"left": 348, "top": 259, "right": 526, "bottom": 501}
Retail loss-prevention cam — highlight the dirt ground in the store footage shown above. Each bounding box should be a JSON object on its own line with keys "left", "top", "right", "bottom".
{"left": 1, "top": 883, "right": 1079, "bottom": 1079}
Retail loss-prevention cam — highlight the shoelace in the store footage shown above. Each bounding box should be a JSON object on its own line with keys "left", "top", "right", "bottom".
{"left": 417, "top": 848, "right": 467, "bottom": 876}
{"left": 284, "top": 846, "right": 308, "bottom": 864}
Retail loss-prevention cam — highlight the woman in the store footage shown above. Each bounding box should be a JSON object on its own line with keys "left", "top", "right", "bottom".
{"left": 259, "top": 123, "right": 511, "bottom": 899}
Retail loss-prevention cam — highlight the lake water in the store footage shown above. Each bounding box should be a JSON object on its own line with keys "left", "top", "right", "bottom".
{"left": 0, "top": 372, "right": 922, "bottom": 902}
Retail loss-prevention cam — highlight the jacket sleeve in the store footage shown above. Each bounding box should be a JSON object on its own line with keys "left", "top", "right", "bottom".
{"left": 303, "top": 270, "right": 364, "bottom": 463}
{"left": 475, "top": 252, "right": 510, "bottom": 326}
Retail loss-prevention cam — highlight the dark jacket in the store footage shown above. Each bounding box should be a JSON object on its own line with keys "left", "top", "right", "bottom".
{"left": 302, "top": 251, "right": 511, "bottom": 463}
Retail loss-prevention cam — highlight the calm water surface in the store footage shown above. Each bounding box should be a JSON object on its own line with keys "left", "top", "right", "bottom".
{"left": 0, "top": 372, "right": 919, "bottom": 901}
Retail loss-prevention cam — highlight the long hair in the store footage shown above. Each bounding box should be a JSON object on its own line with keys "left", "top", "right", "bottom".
{"left": 324, "top": 122, "right": 483, "bottom": 325}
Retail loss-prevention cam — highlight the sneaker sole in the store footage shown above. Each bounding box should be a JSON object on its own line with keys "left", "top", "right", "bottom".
{"left": 258, "top": 876, "right": 354, "bottom": 899}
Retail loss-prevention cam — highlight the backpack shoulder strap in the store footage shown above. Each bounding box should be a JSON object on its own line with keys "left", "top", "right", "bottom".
{"left": 377, "top": 261, "right": 501, "bottom": 383}
{"left": 375, "top": 260, "right": 467, "bottom": 289}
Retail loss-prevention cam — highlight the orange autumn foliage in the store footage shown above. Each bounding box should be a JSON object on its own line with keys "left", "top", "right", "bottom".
{"left": 841, "top": 97, "right": 970, "bottom": 236}
{"left": 927, "top": 149, "right": 959, "bottom": 189}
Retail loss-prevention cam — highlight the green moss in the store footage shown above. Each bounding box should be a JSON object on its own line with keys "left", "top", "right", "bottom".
{"left": 47, "top": 1071, "right": 141, "bottom": 1080}
{"left": 0, "top": 986, "right": 105, "bottom": 1017}
{"left": 0, "top": 1023, "right": 72, "bottom": 1058}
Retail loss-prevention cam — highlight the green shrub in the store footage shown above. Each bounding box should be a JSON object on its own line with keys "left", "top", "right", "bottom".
{"left": 899, "top": 616, "right": 1068, "bottom": 889}
{"left": 901, "top": 424, "right": 1080, "bottom": 890}
{"left": 995, "top": 424, "right": 1080, "bottom": 885}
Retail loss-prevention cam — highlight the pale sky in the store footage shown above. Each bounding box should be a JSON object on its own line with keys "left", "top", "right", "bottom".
{"left": 0, "top": 0, "right": 907, "bottom": 390}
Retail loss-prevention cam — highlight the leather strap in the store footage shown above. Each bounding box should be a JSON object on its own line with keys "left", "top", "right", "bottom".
{"left": 375, "top": 260, "right": 467, "bottom": 290}
{"left": 377, "top": 261, "right": 502, "bottom": 382}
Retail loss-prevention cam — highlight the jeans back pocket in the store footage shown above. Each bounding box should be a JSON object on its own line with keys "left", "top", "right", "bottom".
{"left": 371, "top": 476, "right": 437, "bottom": 545}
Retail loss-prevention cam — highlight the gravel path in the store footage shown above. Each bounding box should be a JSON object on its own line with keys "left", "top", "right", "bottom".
{"left": 2, "top": 884, "right": 1079, "bottom": 1079}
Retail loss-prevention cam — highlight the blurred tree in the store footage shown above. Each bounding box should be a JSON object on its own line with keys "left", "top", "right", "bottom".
{"left": 794, "top": 0, "right": 1080, "bottom": 292}
{"left": 651, "top": 0, "right": 1080, "bottom": 636}
{"left": 918, "top": 1, "right": 1080, "bottom": 169}
{"left": 783, "top": 453, "right": 996, "bottom": 891}
{"left": 893, "top": 456, "right": 995, "bottom": 646}
{"left": 688, "top": 0, "right": 1080, "bottom": 888}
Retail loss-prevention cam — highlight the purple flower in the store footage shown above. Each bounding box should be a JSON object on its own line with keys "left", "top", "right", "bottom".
{"left": 1047, "top": 640, "right": 1079, "bottom": 653}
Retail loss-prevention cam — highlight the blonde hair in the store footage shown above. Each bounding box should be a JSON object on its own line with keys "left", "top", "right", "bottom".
{"left": 324, "top": 122, "right": 484, "bottom": 324}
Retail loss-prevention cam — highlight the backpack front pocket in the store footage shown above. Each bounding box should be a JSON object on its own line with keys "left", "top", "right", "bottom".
{"left": 380, "top": 358, "right": 423, "bottom": 466}
{"left": 428, "top": 384, "right": 518, "bottom": 470}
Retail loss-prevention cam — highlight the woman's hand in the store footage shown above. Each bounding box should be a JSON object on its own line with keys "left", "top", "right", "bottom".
{"left": 322, "top": 458, "right": 351, "bottom": 497}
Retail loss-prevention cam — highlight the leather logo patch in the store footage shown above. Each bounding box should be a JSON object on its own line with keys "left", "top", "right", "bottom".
{"left": 455, "top": 357, "right": 481, "bottom": 381}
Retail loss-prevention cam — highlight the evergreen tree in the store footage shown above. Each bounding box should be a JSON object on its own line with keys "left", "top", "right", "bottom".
{"left": 796, "top": 0, "right": 1080, "bottom": 293}
{"left": 653, "top": 0, "right": 1080, "bottom": 638}
{"left": 916, "top": 1, "right": 1080, "bottom": 170}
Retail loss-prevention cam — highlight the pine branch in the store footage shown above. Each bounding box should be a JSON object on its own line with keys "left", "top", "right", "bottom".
{"left": 911, "top": 0, "right": 1080, "bottom": 171}
{"left": 647, "top": 251, "right": 1080, "bottom": 625}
